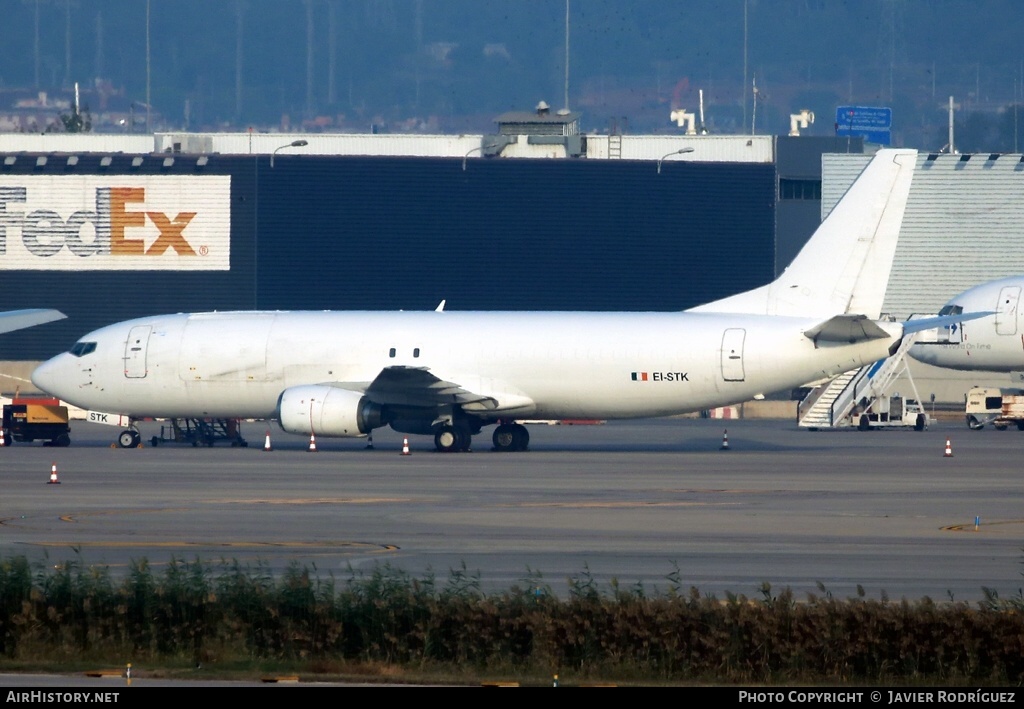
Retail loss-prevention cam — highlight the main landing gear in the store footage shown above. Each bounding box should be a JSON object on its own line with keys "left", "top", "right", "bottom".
{"left": 434, "top": 422, "right": 473, "bottom": 453}
{"left": 431, "top": 421, "right": 530, "bottom": 453}
{"left": 491, "top": 422, "right": 529, "bottom": 452}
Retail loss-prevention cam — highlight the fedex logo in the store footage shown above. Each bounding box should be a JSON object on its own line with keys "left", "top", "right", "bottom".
{"left": 0, "top": 176, "right": 229, "bottom": 271}
{"left": 0, "top": 186, "right": 196, "bottom": 257}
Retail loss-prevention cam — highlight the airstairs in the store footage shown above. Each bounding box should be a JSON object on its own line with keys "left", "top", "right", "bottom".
{"left": 798, "top": 330, "right": 924, "bottom": 429}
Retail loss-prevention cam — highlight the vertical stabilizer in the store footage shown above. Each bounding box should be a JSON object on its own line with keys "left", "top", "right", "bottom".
{"left": 689, "top": 148, "right": 916, "bottom": 317}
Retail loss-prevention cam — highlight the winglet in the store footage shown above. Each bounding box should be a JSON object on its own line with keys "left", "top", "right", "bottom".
{"left": 435, "top": 299, "right": 446, "bottom": 312}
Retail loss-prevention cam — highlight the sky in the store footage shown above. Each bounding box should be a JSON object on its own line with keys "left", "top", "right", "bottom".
{"left": 1, "top": 0, "right": 1022, "bottom": 148}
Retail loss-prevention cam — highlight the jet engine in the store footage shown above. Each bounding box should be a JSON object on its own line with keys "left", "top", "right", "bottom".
{"left": 276, "top": 385, "right": 383, "bottom": 437}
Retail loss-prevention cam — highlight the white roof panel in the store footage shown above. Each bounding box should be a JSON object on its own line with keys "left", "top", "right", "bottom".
{"left": 0, "top": 134, "right": 154, "bottom": 153}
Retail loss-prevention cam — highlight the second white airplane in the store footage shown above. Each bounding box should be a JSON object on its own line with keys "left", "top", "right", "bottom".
{"left": 32, "top": 149, "right": 969, "bottom": 451}
{"left": 909, "top": 275, "right": 1024, "bottom": 373}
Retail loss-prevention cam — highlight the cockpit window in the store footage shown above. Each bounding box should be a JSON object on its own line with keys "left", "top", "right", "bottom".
{"left": 938, "top": 304, "right": 963, "bottom": 316}
{"left": 69, "top": 341, "right": 97, "bottom": 357}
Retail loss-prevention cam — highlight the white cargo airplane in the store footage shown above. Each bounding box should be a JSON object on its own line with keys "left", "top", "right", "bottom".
{"left": 0, "top": 309, "right": 65, "bottom": 335}
{"left": 31, "top": 149, "right": 971, "bottom": 451}
{"left": 909, "top": 276, "right": 1024, "bottom": 372}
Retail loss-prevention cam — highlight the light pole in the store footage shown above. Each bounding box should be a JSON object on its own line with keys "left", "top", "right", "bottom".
{"left": 271, "top": 139, "right": 308, "bottom": 167}
{"left": 462, "top": 144, "right": 498, "bottom": 171}
{"left": 657, "top": 147, "right": 695, "bottom": 174}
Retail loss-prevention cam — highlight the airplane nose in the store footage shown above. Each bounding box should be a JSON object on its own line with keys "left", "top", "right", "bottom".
{"left": 31, "top": 356, "right": 65, "bottom": 397}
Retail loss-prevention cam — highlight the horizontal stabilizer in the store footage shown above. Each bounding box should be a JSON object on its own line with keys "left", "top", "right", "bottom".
{"left": 901, "top": 311, "right": 993, "bottom": 336}
{"left": 803, "top": 310, "right": 993, "bottom": 348}
{"left": 803, "top": 314, "right": 891, "bottom": 345}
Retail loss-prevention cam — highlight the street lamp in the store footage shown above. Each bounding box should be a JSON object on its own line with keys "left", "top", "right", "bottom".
{"left": 271, "top": 139, "right": 308, "bottom": 167}
{"left": 657, "top": 146, "right": 695, "bottom": 174}
{"left": 462, "top": 143, "right": 499, "bottom": 171}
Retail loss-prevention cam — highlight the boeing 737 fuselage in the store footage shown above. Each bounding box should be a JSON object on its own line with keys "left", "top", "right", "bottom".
{"left": 31, "top": 309, "right": 904, "bottom": 451}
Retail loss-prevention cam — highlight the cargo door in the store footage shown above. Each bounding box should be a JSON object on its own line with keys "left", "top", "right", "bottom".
{"left": 995, "top": 285, "right": 1021, "bottom": 336}
{"left": 720, "top": 328, "right": 746, "bottom": 382}
{"left": 124, "top": 325, "right": 152, "bottom": 379}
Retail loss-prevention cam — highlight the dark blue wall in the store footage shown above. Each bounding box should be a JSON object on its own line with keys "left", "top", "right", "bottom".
{"left": 0, "top": 153, "right": 775, "bottom": 359}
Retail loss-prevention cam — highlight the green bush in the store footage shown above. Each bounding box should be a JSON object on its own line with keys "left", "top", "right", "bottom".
{"left": 0, "top": 554, "right": 1021, "bottom": 684}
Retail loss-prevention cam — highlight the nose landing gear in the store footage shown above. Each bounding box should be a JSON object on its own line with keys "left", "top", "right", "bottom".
{"left": 117, "top": 429, "right": 141, "bottom": 448}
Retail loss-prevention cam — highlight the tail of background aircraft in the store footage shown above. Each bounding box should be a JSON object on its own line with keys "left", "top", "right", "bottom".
{"left": 689, "top": 148, "right": 917, "bottom": 319}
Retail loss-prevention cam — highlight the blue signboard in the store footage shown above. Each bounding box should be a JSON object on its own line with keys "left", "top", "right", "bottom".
{"left": 835, "top": 105, "right": 892, "bottom": 145}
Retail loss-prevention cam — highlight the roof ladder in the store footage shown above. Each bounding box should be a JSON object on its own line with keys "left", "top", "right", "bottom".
{"left": 608, "top": 134, "right": 622, "bottom": 159}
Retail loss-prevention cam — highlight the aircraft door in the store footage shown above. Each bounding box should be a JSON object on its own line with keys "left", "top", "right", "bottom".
{"left": 995, "top": 286, "right": 1021, "bottom": 336}
{"left": 720, "top": 328, "right": 746, "bottom": 382}
{"left": 124, "top": 325, "right": 152, "bottom": 379}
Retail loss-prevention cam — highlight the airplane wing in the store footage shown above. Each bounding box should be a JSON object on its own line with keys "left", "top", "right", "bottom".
{"left": 0, "top": 309, "right": 66, "bottom": 335}
{"left": 332, "top": 366, "right": 535, "bottom": 413}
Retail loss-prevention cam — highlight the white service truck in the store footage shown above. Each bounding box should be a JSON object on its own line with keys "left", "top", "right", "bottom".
{"left": 964, "top": 387, "right": 1024, "bottom": 430}
{"left": 853, "top": 394, "right": 929, "bottom": 431}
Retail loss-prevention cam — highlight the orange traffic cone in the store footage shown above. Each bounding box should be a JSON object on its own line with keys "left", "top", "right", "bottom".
{"left": 308, "top": 433, "right": 318, "bottom": 452}
{"left": 401, "top": 437, "right": 410, "bottom": 455}
{"left": 943, "top": 438, "right": 953, "bottom": 457}
{"left": 720, "top": 429, "right": 730, "bottom": 450}
{"left": 47, "top": 462, "right": 60, "bottom": 485}
{"left": 263, "top": 430, "right": 273, "bottom": 452}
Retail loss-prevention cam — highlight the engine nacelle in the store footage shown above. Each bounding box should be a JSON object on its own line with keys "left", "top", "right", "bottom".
{"left": 276, "top": 385, "right": 383, "bottom": 437}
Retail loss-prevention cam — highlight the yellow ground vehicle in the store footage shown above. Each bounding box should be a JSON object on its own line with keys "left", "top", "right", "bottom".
{"left": 1, "top": 398, "right": 71, "bottom": 447}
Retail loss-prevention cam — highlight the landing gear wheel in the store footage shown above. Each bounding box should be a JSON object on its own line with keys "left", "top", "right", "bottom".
{"left": 454, "top": 425, "right": 472, "bottom": 452}
{"left": 435, "top": 423, "right": 473, "bottom": 452}
{"left": 492, "top": 423, "right": 529, "bottom": 452}
{"left": 493, "top": 424, "right": 516, "bottom": 451}
{"left": 434, "top": 426, "right": 458, "bottom": 453}
{"left": 118, "top": 430, "right": 141, "bottom": 448}
{"left": 513, "top": 424, "right": 529, "bottom": 451}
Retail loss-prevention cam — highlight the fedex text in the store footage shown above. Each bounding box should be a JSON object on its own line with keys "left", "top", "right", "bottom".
{"left": 0, "top": 176, "right": 229, "bottom": 271}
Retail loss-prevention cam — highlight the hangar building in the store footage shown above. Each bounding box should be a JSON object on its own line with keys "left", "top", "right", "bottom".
{"left": 0, "top": 131, "right": 849, "bottom": 367}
